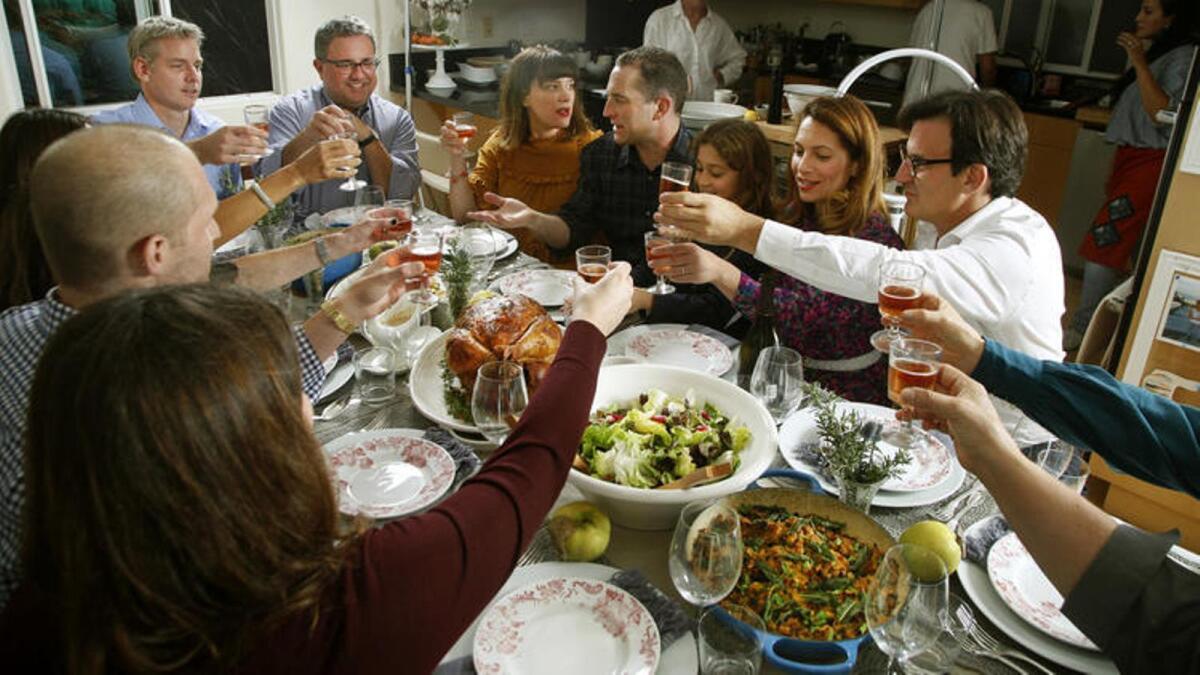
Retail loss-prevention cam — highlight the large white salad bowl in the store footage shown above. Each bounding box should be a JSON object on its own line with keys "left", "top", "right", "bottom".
{"left": 567, "top": 363, "right": 778, "bottom": 530}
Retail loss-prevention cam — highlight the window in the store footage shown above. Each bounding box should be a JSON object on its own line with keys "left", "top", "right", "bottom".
{"left": 3, "top": 0, "right": 275, "bottom": 110}
{"left": 982, "top": 0, "right": 1141, "bottom": 77}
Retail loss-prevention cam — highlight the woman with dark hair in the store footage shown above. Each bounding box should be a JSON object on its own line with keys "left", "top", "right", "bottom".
{"left": 0, "top": 268, "right": 633, "bottom": 673}
{"left": 1067, "top": 0, "right": 1198, "bottom": 350}
{"left": 630, "top": 118, "right": 770, "bottom": 335}
{"left": 653, "top": 97, "right": 904, "bottom": 403}
{"left": 0, "top": 109, "right": 88, "bottom": 310}
{"left": 440, "top": 45, "right": 602, "bottom": 262}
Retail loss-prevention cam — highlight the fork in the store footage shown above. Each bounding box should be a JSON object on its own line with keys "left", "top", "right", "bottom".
{"left": 954, "top": 603, "right": 1055, "bottom": 675}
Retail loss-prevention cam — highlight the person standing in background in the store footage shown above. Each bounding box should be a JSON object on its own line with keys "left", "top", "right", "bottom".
{"left": 903, "top": 0, "right": 997, "bottom": 105}
{"left": 643, "top": 0, "right": 746, "bottom": 102}
{"left": 1066, "top": 0, "right": 1197, "bottom": 351}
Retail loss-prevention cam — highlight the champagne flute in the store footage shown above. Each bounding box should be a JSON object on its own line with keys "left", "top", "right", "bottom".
{"left": 865, "top": 544, "right": 949, "bottom": 674}
{"left": 575, "top": 245, "right": 611, "bottom": 284}
{"left": 669, "top": 500, "right": 743, "bottom": 607}
{"left": 884, "top": 337, "right": 942, "bottom": 449}
{"left": 870, "top": 260, "right": 926, "bottom": 353}
{"left": 470, "top": 360, "right": 528, "bottom": 445}
{"left": 749, "top": 346, "right": 805, "bottom": 424}
{"left": 644, "top": 229, "right": 682, "bottom": 295}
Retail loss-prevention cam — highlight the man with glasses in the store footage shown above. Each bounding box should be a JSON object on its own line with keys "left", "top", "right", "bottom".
{"left": 661, "top": 90, "right": 1065, "bottom": 445}
{"left": 260, "top": 15, "right": 420, "bottom": 224}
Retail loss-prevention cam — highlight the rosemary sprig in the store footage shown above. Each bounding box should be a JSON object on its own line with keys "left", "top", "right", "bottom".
{"left": 442, "top": 242, "right": 473, "bottom": 322}
{"left": 802, "top": 382, "right": 911, "bottom": 485}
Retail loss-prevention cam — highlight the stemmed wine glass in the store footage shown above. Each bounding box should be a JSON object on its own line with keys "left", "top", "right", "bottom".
{"left": 644, "top": 229, "right": 682, "bottom": 295}
{"left": 669, "top": 500, "right": 743, "bottom": 607}
{"left": 884, "top": 337, "right": 942, "bottom": 449}
{"left": 397, "top": 230, "right": 444, "bottom": 306}
{"left": 329, "top": 116, "right": 367, "bottom": 192}
{"left": 749, "top": 346, "right": 805, "bottom": 424}
{"left": 354, "top": 185, "right": 385, "bottom": 220}
{"left": 367, "top": 199, "right": 416, "bottom": 242}
{"left": 470, "top": 360, "right": 528, "bottom": 445}
{"left": 870, "top": 260, "right": 926, "bottom": 353}
{"left": 865, "top": 544, "right": 949, "bottom": 674}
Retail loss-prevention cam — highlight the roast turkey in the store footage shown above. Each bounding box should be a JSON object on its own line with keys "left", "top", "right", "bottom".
{"left": 444, "top": 294, "right": 562, "bottom": 395}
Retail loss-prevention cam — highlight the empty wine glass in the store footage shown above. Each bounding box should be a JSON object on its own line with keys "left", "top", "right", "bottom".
{"left": 329, "top": 117, "right": 367, "bottom": 192}
{"left": 354, "top": 185, "right": 385, "bottom": 220}
{"left": 865, "top": 544, "right": 949, "bottom": 674}
{"left": 457, "top": 223, "right": 501, "bottom": 290}
{"left": 870, "top": 260, "right": 926, "bottom": 353}
{"left": 669, "top": 500, "right": 743, "bottom": 607}
{"left": 470, "top": 361, "right": 528, "bottom": 445}
{"left": 749, "top": 346, "right": 804, "bottom": 424}
{"left": 883, "top": 337, "right": 942, "bottom": 449}
{"left": 644, "top": 229, "right": 682, "bottom": 295}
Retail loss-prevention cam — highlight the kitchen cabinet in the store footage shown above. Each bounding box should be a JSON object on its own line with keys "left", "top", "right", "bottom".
{"left": 1015, "top": 111, "right": 1079, "bottom": 230}
{"left": 825, "top": 0, "right": 923, "bottom": 10}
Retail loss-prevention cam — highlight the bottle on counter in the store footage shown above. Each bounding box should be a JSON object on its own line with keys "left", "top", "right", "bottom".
{"left": 737, "top": 271, "right": 782, "bottom": 389}
{"left": 767, "top": 46, "right": 785, "bottom": 125}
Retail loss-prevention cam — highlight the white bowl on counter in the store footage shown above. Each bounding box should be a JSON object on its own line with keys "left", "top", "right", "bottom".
{"left": 566, "top": 363, "right": 778, "bottom": 530}
{"left": 680, "top": 101, "right": 748, "bottom": 130}
{"left": 783, "top": 84, "right": 837, "bottom": 118}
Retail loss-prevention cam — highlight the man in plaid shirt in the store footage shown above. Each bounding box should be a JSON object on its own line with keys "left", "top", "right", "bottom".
{"left": 0, "top": 125, "right": 421, "bottom": 608}
{"left": 468, "top": 46, "right": 693, "bottom": 287}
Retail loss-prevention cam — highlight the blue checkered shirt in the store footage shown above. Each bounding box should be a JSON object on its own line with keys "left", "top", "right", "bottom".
{"left": 0, "top": 290, "right": 326, "bottom": 609}
{"left": 556, "top": 126, "right": 694, "bottom": 286}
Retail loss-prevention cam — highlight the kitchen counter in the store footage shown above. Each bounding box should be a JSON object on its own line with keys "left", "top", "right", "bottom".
{"left": 410, "top": 80, "right": 501, "bottom": 119}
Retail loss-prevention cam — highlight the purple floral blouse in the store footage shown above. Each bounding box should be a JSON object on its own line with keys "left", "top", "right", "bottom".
{"left": 733, "top": 213, "right": 904, "bottom": 405}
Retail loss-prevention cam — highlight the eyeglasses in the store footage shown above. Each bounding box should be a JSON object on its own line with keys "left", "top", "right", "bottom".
{"left": 898, "top": 147, "right": 954, "bottom": 174}
{"left": 321, "top": 57, "right": 381, "bottom": 73}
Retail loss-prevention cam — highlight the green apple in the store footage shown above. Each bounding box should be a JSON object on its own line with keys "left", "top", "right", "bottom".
{"left": 899, "top": 520, "right": 961, "bottom": 580}
{"left": 548, "top": 501, "right": 612, "bottom": 562}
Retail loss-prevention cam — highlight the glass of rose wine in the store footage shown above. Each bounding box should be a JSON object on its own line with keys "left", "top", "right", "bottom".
{"left": 870, "top": 260, "right": 926, "bottom": 353}
{"left": 368, "top": 199, "right": 415, "bottom": 241}
{"left": 644, "top": 230, "right": 681, "bottom": 295}
{"left": 659, "top": 160, "right": 692, "bottom": 194}
{"left": 575, "top": 245, "right": 611, "bottom": 284}
{"left": 242, "top": 104, "right": 274, "bottom": 158}
{"left": 452, "top": 111, "right": 477, "bottom": 141}
{"left": 396, "top": 230, "right": 444, "bottom": 306}
{"left": 885, "top": 337, "right": 942, "bottom": 449}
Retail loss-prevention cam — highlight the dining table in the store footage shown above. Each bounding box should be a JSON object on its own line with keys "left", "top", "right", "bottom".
{"left": 301, "top": 209, "right": 1111, "bottom": 675}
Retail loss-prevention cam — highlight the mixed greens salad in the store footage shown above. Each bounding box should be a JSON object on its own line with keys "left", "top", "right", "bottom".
{"left": 577, "top": 389, "right": 752, "bottom": 489}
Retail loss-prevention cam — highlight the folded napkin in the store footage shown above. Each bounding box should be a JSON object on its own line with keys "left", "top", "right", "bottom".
{"left": 424, "top": 427, "right": 482, "bottom": 494}
{"left": 963, "top": 514, "right": 1012, "bottom": 565}
{"left": 433, "top": 567, "right": 693, "bottom": 674}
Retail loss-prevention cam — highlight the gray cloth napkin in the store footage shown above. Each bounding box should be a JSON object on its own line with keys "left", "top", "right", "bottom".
{"left": 433, "top": 567, "right": 693, "bottom": 674}
{"left": 963, "top": 514, "right": 1013, "bottom": 564}
{"left": 423, "top": 427, "right": 481, "bottom": 495}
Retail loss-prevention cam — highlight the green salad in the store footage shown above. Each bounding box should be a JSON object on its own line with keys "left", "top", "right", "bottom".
{"left": 577, "top": 389, "right": 752, "bottom": 489}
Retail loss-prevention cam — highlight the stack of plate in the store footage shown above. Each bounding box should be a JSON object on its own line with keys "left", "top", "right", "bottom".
{"left": 680, "top": 101, "right": 748, "bottom": 130}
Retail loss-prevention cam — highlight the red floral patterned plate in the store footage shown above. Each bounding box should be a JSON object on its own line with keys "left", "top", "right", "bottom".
{"left": 323, "top": 429, "right": 456, "bottom": 519}
{"left": 987, "top": 532, "right": 1099, "bottom": 651}
{"left": 473, "top": 576, "right": 660, "bottom": 674}
{"left": 625, "top": 328, "right": 734, "bottom": 376}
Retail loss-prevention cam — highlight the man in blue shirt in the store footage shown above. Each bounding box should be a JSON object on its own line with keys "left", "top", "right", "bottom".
{"left": 91, "top": 16, "right": 268, "bottom": 199}
{"left": 259, "top": 15, "right": 420, "bottom": 225}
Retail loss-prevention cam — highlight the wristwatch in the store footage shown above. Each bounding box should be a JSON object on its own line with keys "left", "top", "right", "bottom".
{"left": 358, "top": 132, "right": 379, "bottom": 150}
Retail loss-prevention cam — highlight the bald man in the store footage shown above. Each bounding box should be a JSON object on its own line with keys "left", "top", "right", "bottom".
{"left": 0, "top": 124, "right": 423, "bottom": 609}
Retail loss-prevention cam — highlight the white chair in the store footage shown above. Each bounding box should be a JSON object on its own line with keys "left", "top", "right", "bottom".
{"left": 415, "top": 129, "right": 452, "bottom": 218}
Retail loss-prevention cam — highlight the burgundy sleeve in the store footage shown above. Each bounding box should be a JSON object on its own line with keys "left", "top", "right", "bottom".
{"left": 334, "top": 320, "right": 607, "bottom": 673}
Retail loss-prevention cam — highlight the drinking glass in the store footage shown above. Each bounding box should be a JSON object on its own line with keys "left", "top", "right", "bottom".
{"left": 397, "top": 230, "right": 445, "bottom": 306}
{"left": 330, "top": 119, "right": 367, "bottom": 192}
{"left": 659, "top": 160, "right": 693, "bottom": 194}
{"left": 367, "top": 198, "right": 415, "bottom": 242}
{"left": 870, "top": 260, "right": 926, "bottom": 353}
{"left": 353, "top": 346, "right": 397, "bottom": 405}
{"left": 669, "top": 500, "right": 743, "bottom": 607}
{"left": 354, "top": 185, "right": 386, "bottom": 220}
{"left": 698, "top": 604, "right": 764, "bottom": 675}
{"left": 470, "top": 360, "right": 528, "bottom": 445}
{"left": 457, "top": 223, "right": 501, "bottom": 290}
{"left": 644, "top": 229, "right": 681, "bottom": 295}
{"left": 242, "top": 104, "right": 273, "bottom": 158}
{"left": 1034, "top": 440, "right": 1075, "bottom": 479}
{"left": 865, "top": 544, "right": 949, "bottom": 674}
{"left": 452, "top": 111, "right": 477, "bottom": 142}
{"left": 884, "top": 337, "right": 942, "bottom": 449}
{"left": 749, "top": 346, "right": 805, "bottom": 424}
{"left": 575, "top": 245, "right": 611, "bottom": 284}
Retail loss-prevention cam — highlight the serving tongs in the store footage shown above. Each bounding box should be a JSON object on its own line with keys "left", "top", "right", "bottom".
{"left": 656, "top": 463, "right": 733, "bottom": 490}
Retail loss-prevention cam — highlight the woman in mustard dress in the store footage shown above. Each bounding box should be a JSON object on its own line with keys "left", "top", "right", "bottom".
{"left": 441, "top": 46, "right": 601, "bottom": 262}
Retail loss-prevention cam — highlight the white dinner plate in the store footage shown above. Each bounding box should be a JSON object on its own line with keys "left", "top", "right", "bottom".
{"left": 323, "top": 429, "right": 456, "bottom": 519}
{"left": 624, "top": 328, "right": 734, "bottom": 377}
{"left": 958, "top": 520, "right": 1117, "bottom": 674}
{"left": 318, "top": 354, "right": 354, "bottom": 402}
{"left": 606, "top": 324, "right": 687, "bottom": 358}
{"left": 490, "top": 269, "right": 577, "bottom": 308}
{"left": 473, "top": 577, "right": 659, "bottom": 674}
{"left": 409, "top": 331, "right": 477, "bottom": 433}
{"left": 442, "top": 562, "right": 697, "bottom": 673}
{"left": 988, "top": 532, "right": 1099, "bottom": 651}
{"left": 459, "top": 225, "right": 518, "bottom": 260}
{"left": 778, "top": 402, "right": 963, "bottom": 504}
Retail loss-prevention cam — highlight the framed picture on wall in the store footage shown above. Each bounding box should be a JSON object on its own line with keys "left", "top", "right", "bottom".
{"left": 1155, "top": 272, "right": 1200, "bottom": 352}
{"left": 1124, "top": 249, "right": 1200, "bottom": 386}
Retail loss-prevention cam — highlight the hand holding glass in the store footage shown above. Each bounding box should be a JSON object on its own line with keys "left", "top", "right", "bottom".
{"left": 367, "top": 199, "right": 415, "bottom": 241}
{"left": 884, "top": 337, "right": 942, "bottom": 449}
{"left": 330, "top": 115, "right": 367, "bottom": 192}
{"left": 871, "top": 261, "right": 926, "bottom": 353}
{"left": 470, "top": 361, "right": 528, "bottom": 445}
{"left": 576, "top": 245, "right": 612, "bottom": 284}
{"left": 644, "top": 229, "right": 682, "bottom": 295}
{"left": 242, "top": 104, "right": 273, "bottom": 159}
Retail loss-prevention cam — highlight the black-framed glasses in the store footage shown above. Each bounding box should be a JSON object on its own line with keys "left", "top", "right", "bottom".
{"left": 321, "top": 57, "right": 381, "bottom": 72}
{"left": 899, "top": 147, "right": 954, "bottom": 174}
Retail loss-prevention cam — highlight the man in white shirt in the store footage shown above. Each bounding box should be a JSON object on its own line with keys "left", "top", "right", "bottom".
{"left": 659, "top": 90, "right": 1064, "bottom": 444}
{"left": 904, "top": 0, "right": 998, "bottom": 105}
{"left": 643, "top": 0, "right": 746, "bottom": 102}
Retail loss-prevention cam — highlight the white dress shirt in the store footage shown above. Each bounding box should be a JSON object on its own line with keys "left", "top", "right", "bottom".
{"left": 643, "top": 1, "right": 747, "bottom": 102}
{"left": 755, "top": 197, "right": 1065, "bottom": 444}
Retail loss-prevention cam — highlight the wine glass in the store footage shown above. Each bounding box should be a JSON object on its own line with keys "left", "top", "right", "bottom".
{"left": 644, "top": 229, "right": 682, "bottom": 295}
{"left": 456, "top": 223, "right": 501, "bottom": 290}
{"left": 884, "top": 337, "right": 942, "bottom": 449}
{"left": 452, "top": 111, "right": 477, "bottom": 143}
{"left": 354, "top": 185, "right": 385, "bottom": 220}
{"left": 242, "top": 104, "right": 273, "bottom": 158}
{"left": 367, "top": 199, "right": 415, "bottom": 242}
{"left": 865, "top": 544, "right": 949, "bottom": 674}
{"left": 749, "top": 346, "right": 805, "bottom": 424}
{"left": 669, "top": 500, "right": 743, "bottom": 607}
{"left": 575, "top": 245, "right": 611, "bottom": 284}
{"left": 870, "top": 260, "right": 926, "bottom": 353}
{"left": 330, "top": 117, "right": 367, "bottom": 192}
{"left": 1034, "top": 439, "right": 1075, "bottom": 479}
{"left": 471, "top": 360, "right": 528, "bottom": 445}
{"left": 397, "top": 230, "right": 445, "bottom": 306}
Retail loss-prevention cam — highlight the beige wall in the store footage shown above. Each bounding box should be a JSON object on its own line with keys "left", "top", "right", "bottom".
{"left": 718, "top": 0, "right": 918, "bottom": 49}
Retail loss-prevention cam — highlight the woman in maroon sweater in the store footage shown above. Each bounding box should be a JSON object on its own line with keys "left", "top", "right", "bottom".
{"left": 0, "top": 266, "right": 632, "bottom": 673}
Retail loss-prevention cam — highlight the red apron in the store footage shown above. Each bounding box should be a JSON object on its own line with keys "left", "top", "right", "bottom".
{"left": 1078, "top": 145, "right": 1167, "bottom": 270}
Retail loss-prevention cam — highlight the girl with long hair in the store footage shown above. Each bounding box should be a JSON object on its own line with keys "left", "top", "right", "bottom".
{"left": 654, "top": 96, "right": 904, "bottom": 403}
